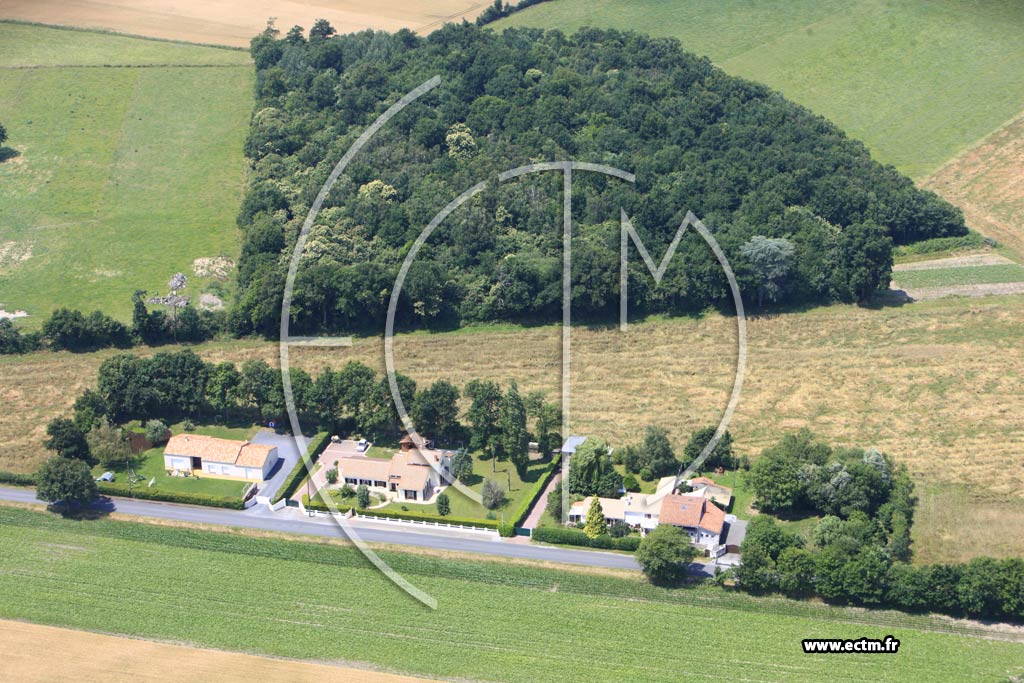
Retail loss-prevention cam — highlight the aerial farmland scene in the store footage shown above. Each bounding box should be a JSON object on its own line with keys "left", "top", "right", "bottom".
{"left": 0, "top": 1, "right": 1023, "bottom": 681}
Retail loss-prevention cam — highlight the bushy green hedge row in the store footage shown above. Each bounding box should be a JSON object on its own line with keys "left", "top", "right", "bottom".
{"left": 511, "top": 454, "right": 562, "bottom": 528}
{"left": 97, "top": 481, "right": 245, "bottom": 509}
{"left": 0, "top": 471, "right": 37, "bottom": 486}
{"left": 893, "top": 231, "right": 985, "bottom": 257}
{"left": 532, "top": 526, "right": 641, "bottom": 551}
{"left": 272, "top": 431, "right": 329, "bottom": 503}
{"left": 301, "top": 492, "right": 352, "bottom": 514}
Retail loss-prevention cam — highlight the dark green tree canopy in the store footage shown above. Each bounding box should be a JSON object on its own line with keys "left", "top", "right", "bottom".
{"left": 236, "top": 24, "right": 965, "bottom": 336}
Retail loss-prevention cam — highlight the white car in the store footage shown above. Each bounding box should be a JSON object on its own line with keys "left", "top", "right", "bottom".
{"left": 95, "top": 471, "right": 115, "bottom": 483}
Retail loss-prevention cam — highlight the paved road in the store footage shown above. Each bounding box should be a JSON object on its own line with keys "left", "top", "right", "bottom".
{"left": 0, "top": 486, "right": 649, "bottom": 572}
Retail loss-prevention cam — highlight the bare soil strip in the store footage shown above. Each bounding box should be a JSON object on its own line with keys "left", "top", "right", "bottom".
{"left": 0, "top": 0, "right": 491, "bottom": 47}
{"left": 0, "top": 619, "right": 438, "bottom": 683}
{"left": 893, "top": 253, "right": 1017, "bottom": 271}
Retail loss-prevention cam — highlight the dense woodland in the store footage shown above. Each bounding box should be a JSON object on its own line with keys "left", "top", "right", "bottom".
{"left": 232, "top": 21, "right": 966, "bottom": 336}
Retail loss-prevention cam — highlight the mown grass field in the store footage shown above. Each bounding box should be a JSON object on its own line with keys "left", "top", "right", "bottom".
{"left": 0, "top": 23, "right": 251, "bottom": 323}
{"left": 3, "top": 295, "right": 1023, "bottom": 559}
{"left": 893, "top": 264, "right": 1024, "bottom": 289}
{"left": 497, "top": 0, "right": 1024, "bottom": 180}
{"left": 1, "top": 506, "right": 1021, "bottom": 682}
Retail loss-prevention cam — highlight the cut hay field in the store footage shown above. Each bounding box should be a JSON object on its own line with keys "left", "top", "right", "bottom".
{"left": 0, "top": 619, "right": 434, "bottom": 683}
{"left": 0, "top": 0, "right": 492, "bottom": 48}
{"left": 0, "top": 23, "right": 251, "bottom": 324}
{"left": 924, "top": 112, "right": 1024, "bottom": 260}
{"left": 3, "top": 295, "right": 1023, "bottom": 559}
{"left": 1, "top": 506, "right": 1022, "bottom": 683}
{"left": 496, "top": 0, "right": 1024, "bottom": 181}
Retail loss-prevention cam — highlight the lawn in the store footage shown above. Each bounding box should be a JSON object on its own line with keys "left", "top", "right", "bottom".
{"left": 92, "top": 422, "right": 259, "bottom": 498}
{"left": 378, "top": 453, "right": 553, "bottom": 521}
{"left": 497, "top": 0, "right": 1024, "bottom": 180}
{"left": 0, "top": 22, "right": 252, "bottom": 324}
{"left": 1, "top": 506, "right": 1022, "bottom": 682}
{"left": 893, "top": 264, "right": 1024, "bottom": 289}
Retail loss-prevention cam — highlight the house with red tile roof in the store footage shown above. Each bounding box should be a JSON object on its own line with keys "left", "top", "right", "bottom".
{"left": 657, "top": 493, "right": 726, "bottom": 547}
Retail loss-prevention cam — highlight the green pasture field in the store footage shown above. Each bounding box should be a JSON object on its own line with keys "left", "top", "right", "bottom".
{"left": 0, "top": 506, "right": 1021, "bottom": 682}
{"left": 0, "top": 23, "right": 252, "bottom": 324}
{"left": 893, "top": 264, "right": 1024, "bottom": 289}
{"left": 496, "top": 0, "right": 1024, "bottom": 179}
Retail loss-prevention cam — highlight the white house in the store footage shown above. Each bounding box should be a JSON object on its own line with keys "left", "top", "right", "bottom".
{"left": 163, "top": 434, "right": 277, "bottom": 482}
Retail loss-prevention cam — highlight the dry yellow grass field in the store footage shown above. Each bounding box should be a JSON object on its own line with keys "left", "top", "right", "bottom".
{"left": 0, "top": 619, "right": 436, "bottom": 683}
{"left": 925, "top": 111, "right": 1024, "bottom": 261}
{"left": 0, "top": 0, "right": 490, "bottom": 47}
{"left": 2, "top": 295, "right": 1023, "bottom": 558}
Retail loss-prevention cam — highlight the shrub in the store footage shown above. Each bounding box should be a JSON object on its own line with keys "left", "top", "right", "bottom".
{"left": 608, "top": 520, "right": 631, "bottom": 538}
{"left": 436, "top": 493, "right": 451, "bottom": 516}
{"left": 622, "top": 473, "right": 640, "bottom": 492}
{"left": 0, "top": 471, "right": 37, "bottom": 486}
{"left": 481, "top": 478, "right": 506, "bottom": 510}
{"left": 339, "top": 484, "right": 355, "bottom": 498}
{"left": 356, "top": 484, "right": 370, "bottom": 508}
{"left": 144, "top": 419, "right": 170, "bottom": 446}
{"left": 325, "top": 467, "right": 338, "bottom": 485}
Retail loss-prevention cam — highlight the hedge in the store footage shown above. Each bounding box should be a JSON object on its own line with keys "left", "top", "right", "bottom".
{"left": 301, "top": 492, "right": 352, "bottom": 514}
{"left": 510, "top": 454, "right": 562, "bottom": 528}
{"left": 532, "top": 526, "right": 641, "bottom": 551}
{"left": 272, "top": 431, "right": 330, "bottom": 503}
{"left": 97, "top": 481, "right": 245, "bottom": 509}
{"left": 0, "top": 471, "right": 37, "bottom": 486}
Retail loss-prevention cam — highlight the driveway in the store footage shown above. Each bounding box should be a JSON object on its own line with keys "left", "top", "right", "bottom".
{"left": 250, "top": 430, "right": 301, "bottom": 500}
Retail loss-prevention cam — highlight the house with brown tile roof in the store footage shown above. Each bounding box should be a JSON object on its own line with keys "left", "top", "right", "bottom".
{"left": 321, "top": 438, "right": 451, "bottom": 502}
{"left": 163, "top": 434, "right": 277, "bottom": 482}
{"left": 685, "top": 476, "right": 734, "bottom": 508}
{"left": 658, "top": 493, "right": 725, "bottom": 547}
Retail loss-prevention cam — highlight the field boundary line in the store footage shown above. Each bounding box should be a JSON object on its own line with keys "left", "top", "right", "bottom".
{"left": 0, "top": 63, "right": 251, "bottom": 70}
{"left": 0, "top": 18, "right": 247, "bottom": 52}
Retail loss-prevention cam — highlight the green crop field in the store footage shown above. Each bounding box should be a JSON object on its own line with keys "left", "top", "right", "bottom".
{"left": 496, "top": 0, "right": 1024, "bottom": 179}
{"left": 893, "top": 264, "right": 1024, "bottom": 289}
{"left": 0, "top": 23, "right": 252, "bottom": 324}
{"left": 1, "top": 506, "right": 1021, "bottom": 682}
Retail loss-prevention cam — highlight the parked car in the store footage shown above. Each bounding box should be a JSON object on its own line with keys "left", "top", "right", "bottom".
{"left": 95, "top": 471, "right": 115, "bottom": 483}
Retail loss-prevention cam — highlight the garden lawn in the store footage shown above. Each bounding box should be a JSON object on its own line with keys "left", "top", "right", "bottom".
{"left": 0, "top": 506, "right": 1021, "bottom": 683}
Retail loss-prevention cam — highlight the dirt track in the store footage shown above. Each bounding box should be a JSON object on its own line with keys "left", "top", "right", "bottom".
{"left": 0, "top": 0, "right": 491, "bottom": 47}
{"left": 0, "top": 619, "right": 437, "bottom": 682}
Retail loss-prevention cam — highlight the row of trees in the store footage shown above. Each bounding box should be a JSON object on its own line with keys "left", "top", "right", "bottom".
{"left": 736, "top": 513, "right": 1024, "bottom": 621}
{"left": 0, "top": 288, "right": 222, "bottom": 356}
{"left": 55, "top": 350, "right": 560, "bottom": 476}
{"left": 232, "top": 22, "right": 965, "bottom": 337}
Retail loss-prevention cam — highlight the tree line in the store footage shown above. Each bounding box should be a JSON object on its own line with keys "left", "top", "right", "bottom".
{"left": 45, "top": 350, "right": 560, "bottom": 478}
{"left": 734, "top": 430, "right": 1024, "bottom": 623}
{"left": 231, "top": 21, "right": 965, "bottom": 338}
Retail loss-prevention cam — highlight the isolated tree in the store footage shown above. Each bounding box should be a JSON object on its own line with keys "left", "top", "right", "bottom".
{"left": 498, "top": 380, "right": 529, "bottom": 474}
{"left": 87, "top": 423, "right": 132, "bottom": 469}
{"left": 436, "top": 492, "right": 451, "bottom": 516}
{"left": 356, "top": 484, "right": 370, "bottom": 509}
{"left": 583, "top": 496, "right": 606, "bottom": 539}
{"left": 44, "top": 418, "right": 90, "bottom": 461}
{"left": 481, "top": 478, "right": 506, "bottom": 510}
{"left": 0, "top": 122, "right": 7, "bottom": 147}
{"left": 640, "top": 425, "right": 678, "bottom": 477}
{"left": 636, "top": 525, "right": 697, "bottom": 585}
{"left": 740, "top": 236, "right": 795, "bottom": 307}
{"left": 36, "top": 456, "right": 97, "bottom": 510}
{"left": 566, "top": 439, "right": 621, "bottom": 498}
{"left": 308, "top": 18, "right": 336, "bottom": 41}
{"left": 450, "top": 449, "right": 474, "bottom": 484}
